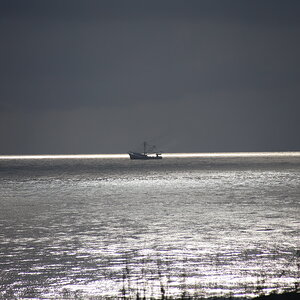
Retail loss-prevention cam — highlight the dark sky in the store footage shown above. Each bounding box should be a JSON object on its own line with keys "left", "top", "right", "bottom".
{"left": 1, "top": 0, "right": 300, "bottom": 154}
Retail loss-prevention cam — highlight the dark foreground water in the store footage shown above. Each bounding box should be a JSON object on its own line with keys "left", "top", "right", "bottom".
{"left": 0, "top": 153, "right": 299, "bottom": 299}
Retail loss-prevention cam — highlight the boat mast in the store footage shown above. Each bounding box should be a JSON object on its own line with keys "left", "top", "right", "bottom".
{"left": 143, "top": 141, "right": 147, "bottom": 155}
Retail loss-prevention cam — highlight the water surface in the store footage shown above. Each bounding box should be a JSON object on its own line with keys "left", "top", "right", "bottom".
{"left": 0, "top": 153, "right": 299, "bottom": 298}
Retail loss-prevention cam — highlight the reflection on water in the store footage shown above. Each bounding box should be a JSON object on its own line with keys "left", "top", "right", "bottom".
{"left": 0, "top": 155, "right": 299, "bottom": 298}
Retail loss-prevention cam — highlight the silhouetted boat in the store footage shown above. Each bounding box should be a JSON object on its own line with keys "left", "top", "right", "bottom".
{"left": 128, "top": 142, "right": 162, "bottom": 160}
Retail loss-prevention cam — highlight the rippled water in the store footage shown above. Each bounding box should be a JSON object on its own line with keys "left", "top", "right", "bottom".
{"left": 0, "top": 154, "right": 299, "bottom": 299}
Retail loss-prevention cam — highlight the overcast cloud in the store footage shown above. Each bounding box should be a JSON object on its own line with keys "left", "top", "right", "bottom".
{"left": 0, "top": 0, "right": 299, "bottom": 154}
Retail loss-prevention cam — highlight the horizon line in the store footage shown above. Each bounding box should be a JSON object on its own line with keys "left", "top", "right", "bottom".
{"left": 1, "top": 151, "right": 300, "bottom": 160}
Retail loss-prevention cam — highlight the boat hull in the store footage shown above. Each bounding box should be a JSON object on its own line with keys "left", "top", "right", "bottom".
{"left": 128, "top": 152, "right": 162, "bottom": 160}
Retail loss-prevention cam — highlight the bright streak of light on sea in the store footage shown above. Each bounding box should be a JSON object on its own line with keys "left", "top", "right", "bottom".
{"left": 163, "top": 151, "right": 300, "bottom": 158}
{"left": 0, "top": 154, "right": 128, "bottom": 160}
{"left": 0, "top": 152, "right": 300, "bottom": 160}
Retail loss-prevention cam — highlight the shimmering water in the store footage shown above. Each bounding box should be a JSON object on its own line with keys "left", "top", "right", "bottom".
{"left": 0, "top": 153, "right": 299, "bottom": 299}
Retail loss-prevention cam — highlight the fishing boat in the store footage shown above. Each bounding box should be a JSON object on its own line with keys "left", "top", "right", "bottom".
{"left": 128, "top": 142, "right": 162, "bottom": 160}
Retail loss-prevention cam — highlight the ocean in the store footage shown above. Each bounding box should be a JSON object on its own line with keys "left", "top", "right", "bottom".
{"left": 0, "top": 153, "right": 299, "bottom": 299}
